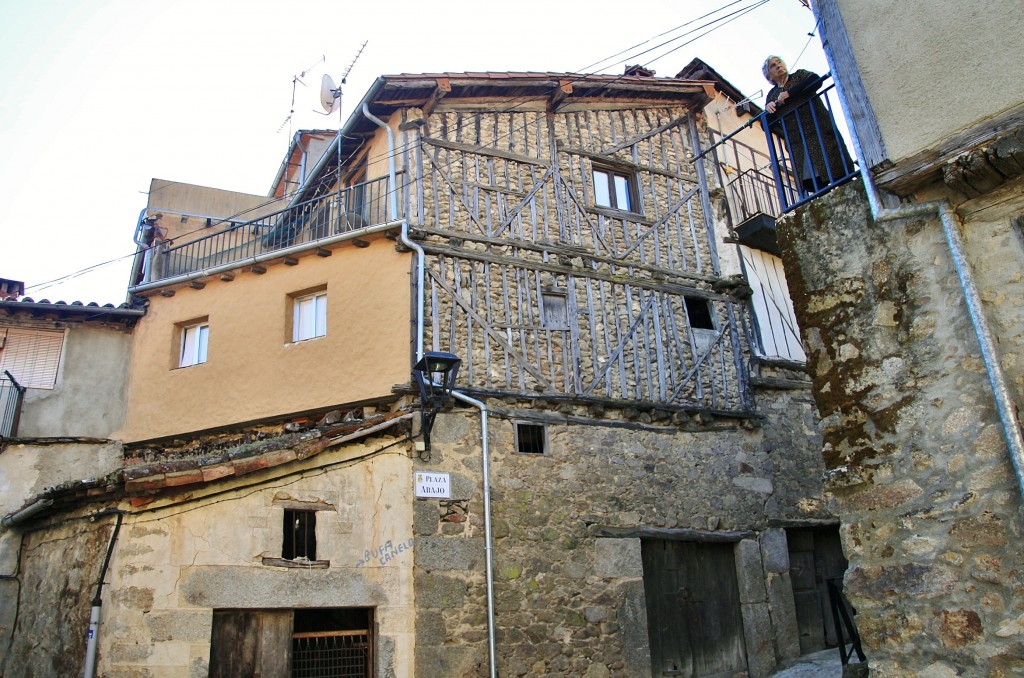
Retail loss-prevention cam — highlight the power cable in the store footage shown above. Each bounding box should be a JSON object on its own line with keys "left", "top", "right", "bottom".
{"left": 25, "top": 0, "right": 784, "bottom": 298}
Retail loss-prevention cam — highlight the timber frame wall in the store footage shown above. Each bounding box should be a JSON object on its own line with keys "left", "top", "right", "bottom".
{"left": 385, "top": 98, "right": 752, "bottom": 415}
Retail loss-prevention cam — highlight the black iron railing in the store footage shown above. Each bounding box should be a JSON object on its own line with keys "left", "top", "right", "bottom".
{"left": 826, "top": 577, "right": 866, "bottom": 666}
{"left": 1, "top": 370, "right": 25, "bottom": 438}
{"left": 726, "top": 168, "right": 783, "bottom": 223}
{"left": 292, "top": 630, "right": 370, "bottom": 678}
{"left": 760, "top": 74, "right": 858, "bottom": 212}
{"left": 148, "top": 175, "right": 395, "bottom": 283}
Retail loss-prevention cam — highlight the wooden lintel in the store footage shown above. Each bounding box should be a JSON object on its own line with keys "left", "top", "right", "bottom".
{"left": 561, "top": 145, "right": 698, "bottom": 183}
{"left": 315, "top": 248, "right": 332, "bottom": 257}
{"left": 421, "top": 242, "right": 727, "bottom": 298}
{"left": 421, "top": 136, "right": 549, "bottom": 167}
{"left": 250, "top": 264, "right": 267, "bottom": 274}
{"left": 188, "top": 281, "right": 206, "bottom": 290}
{"left": 219, "top": 272, "right": 235, "bottom": 282}
{"left": 352, "top": 239, "right": 370, "bottom": 248}
{"left": 283, "top": 256, "right": 299, "bottom": 266}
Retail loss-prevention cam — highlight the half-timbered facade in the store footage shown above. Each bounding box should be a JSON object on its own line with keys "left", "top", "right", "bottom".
{"left": 3, "top": 70, "right": 835, "bottom": 678}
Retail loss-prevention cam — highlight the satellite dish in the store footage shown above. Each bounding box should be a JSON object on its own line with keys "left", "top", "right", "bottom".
{"left": 320, "top": 74, "right": 340, "bottom": 114}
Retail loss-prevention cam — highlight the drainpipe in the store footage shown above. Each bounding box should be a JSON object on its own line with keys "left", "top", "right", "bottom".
{"left": 1, "top": 498, "right": 53, "bottom": 528}
{"left": 822, "top": 51, "right": 1024, "bottom": 497}
{"left": 360, "top": 102, "right": 426, "bottom": 360}
{"left": 84, "top": 512, "right": 123, "bottom": 678}
{"left": 360, "top": 102, "right": 496, "bottom": 676}
{"left": 450, "top": 390, "right": 497, "bottom": 678}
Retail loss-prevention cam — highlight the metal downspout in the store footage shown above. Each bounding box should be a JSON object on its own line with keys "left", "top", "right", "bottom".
{"left": 450, "top": 390, "right": 497, "bottom": 678}
{"left": 362, "top": 103, "right": 496, "bottom": 674}
{"left": 360, "top": 103, "right": 424, "bottom": 360}
{"left": 84, "top": 512, "right": 123, "bottom": 678}
{"left": 822, "top": 52, "right": 1024, "bottom": 497}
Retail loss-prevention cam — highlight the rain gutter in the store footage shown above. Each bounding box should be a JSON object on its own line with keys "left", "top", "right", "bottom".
{"left": 127, "top": 221, "right": 403, "bottom": 295}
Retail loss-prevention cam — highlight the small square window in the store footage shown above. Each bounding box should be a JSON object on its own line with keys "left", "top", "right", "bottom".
{"left": 283, "top": 509, "right": 317, "bottom": 560}
{"left": 293, "top": 291, "right": 327, "bottom": 342}
{"left": 593, "top": 167, "right": 637, "bottom": 212}
{"left": 515, "top": 423, "right": 547, "bottom": 455}
{"left": 684, "top": 297, "right": 715, "bottom": 330}
{"left": 179, "top": 322, "right": 209, "bottom": 368}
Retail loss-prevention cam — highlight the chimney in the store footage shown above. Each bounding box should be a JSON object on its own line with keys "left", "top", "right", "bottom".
{"left": 0, "top": 278, "right": 25, "bottom": 301}
{"left": 624, "top": 64, "right": 656, "bottom": 78}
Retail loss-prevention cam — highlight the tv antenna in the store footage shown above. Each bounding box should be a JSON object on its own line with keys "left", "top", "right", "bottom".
{"left": 318, "top": 41, "right": 368, "bottom": 120}
{"left": 277, "top": 55, "right": 326, "bottom": 133}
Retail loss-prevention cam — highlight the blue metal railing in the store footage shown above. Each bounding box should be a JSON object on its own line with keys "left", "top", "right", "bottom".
{"left": 697, "top": 73, "right": 856, "bottom": 217}
{"left": 1, "top": 370, "right": 25, "bottom": 438}
{"left": 150, "top": 175, "right": 396, "bottom": 283}
{"left": 760, "top": 74, "right": 858, "bottom": 213}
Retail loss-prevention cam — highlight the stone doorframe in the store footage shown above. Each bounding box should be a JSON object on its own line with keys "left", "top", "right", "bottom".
{"left": 593, "top": 526, "right": 804, "bottom": 678}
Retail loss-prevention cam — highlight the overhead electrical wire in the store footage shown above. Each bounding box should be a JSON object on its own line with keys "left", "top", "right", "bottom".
{"left": 25, "top": 0, "right": 785, "bottom": 298}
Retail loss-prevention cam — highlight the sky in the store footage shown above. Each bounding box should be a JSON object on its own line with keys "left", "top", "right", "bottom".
{"left": 0, "top": 0, "right": 828, "bottom": 304}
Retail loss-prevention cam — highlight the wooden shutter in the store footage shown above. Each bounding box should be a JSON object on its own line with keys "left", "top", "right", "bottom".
{"left": 741, "top": 245, "right": 806, "bottom": 362}
{"left": 0, "top": 328, "right": 65, "bottom": 389}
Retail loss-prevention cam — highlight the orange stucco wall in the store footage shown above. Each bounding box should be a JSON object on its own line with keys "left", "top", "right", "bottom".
{"left": 118, "top": 238, "right": 411, "bottom": 442}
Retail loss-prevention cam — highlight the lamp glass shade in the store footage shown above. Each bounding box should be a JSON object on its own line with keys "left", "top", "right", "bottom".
{"left": 413, "top": 352, "right": 461, "bottom": 402}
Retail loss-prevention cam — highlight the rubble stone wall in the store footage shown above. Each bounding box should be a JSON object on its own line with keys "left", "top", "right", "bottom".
{"left": 413, "top": 384, "right": 829, "bottom": 678}
{"left": 776, "top": 180, "right": 1024, "bottom": 677}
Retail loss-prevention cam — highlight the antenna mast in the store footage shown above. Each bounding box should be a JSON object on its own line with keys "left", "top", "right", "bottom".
{"left": 278, "top": 54, "right": 326, "bottom": 135}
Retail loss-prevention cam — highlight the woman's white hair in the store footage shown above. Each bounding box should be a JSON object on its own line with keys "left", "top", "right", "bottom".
{"left": 762, "top": 55, "right": 784, "bottom": 82}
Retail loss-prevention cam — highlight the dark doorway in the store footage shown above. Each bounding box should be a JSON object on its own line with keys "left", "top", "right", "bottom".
{"left": 787, "top": 526, "right": 849, "bottom": 654}
{"left": 642, "top": 540, "right": 747, "bottom": 677}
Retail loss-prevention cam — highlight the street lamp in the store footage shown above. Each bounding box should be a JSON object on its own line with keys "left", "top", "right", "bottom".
{"left": 412, "top": 351, "right": 461, "bottom": 452}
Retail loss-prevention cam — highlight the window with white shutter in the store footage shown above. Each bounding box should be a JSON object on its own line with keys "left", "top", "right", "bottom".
{"left": 740, "top": 245, "right": 806, "bottom": 362}
{"left": 0, "top": 328, "right": 65, "bottom": 389}
{"left": 179, "top": 322, "right": 209, "bottom": 368}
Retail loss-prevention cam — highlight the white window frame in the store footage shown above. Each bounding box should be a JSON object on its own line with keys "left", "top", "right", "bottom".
{"left": 292, "top": 292, "right": 327, "bottom": 342}
{"left": 593, "top": 167, "right": 637, "bottom": 212}
{"left": 179, "top": 323, "right": 209, "bottom": 368}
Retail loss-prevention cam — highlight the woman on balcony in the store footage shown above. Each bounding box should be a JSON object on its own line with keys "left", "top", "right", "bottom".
{"left": 763, "top": 56, "right": 854, "bottom": 198}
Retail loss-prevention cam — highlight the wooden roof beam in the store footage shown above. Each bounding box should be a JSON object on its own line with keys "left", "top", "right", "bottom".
{"left": 548, "top": 79, "right": 574, "bottom": 112}
{"left": 422, "top": 78, "right": 452, "bottom": 117}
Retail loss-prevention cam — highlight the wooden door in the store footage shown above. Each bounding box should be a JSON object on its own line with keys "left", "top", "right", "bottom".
{"left": 642, "top": 540, "right": 746, "bottom": 677}
{"left": 787, "top": 527, "right": 849, "bottom": 653}
{"left": 209, "top": 609, "right": 292, "bottom": 678}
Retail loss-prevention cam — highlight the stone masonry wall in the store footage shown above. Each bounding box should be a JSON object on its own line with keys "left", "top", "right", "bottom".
{"left": 413, "top": 383, "right": 828, "bottom": 678}
{"left": 776, "top": 180, "right": 1024, "bottom": 677}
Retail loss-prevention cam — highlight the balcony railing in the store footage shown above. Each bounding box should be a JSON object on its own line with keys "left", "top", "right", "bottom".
{"left": 1, "top": 370, "right": 25, "bottom": 438}
{"left": 760, "top": 73, "right": 858, "bottom": 212}
{"left": 699, "top": 73, "right": 856, "bottom": 218}
{"left": 146, "top": 175, "right": 396, "bottom": 284}
{"left": 726, "top": 168, "right": 782, "bottom": 224}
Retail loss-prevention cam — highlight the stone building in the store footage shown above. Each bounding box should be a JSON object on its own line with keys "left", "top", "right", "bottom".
{"left": 763, "top": 1, "right": 1024, "bottom": 675}
{"left": 1, "top": 69, "right": 836, "bottom": 677}
{"left": 0, "top": 296, "right": 141, "bottom": 667}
